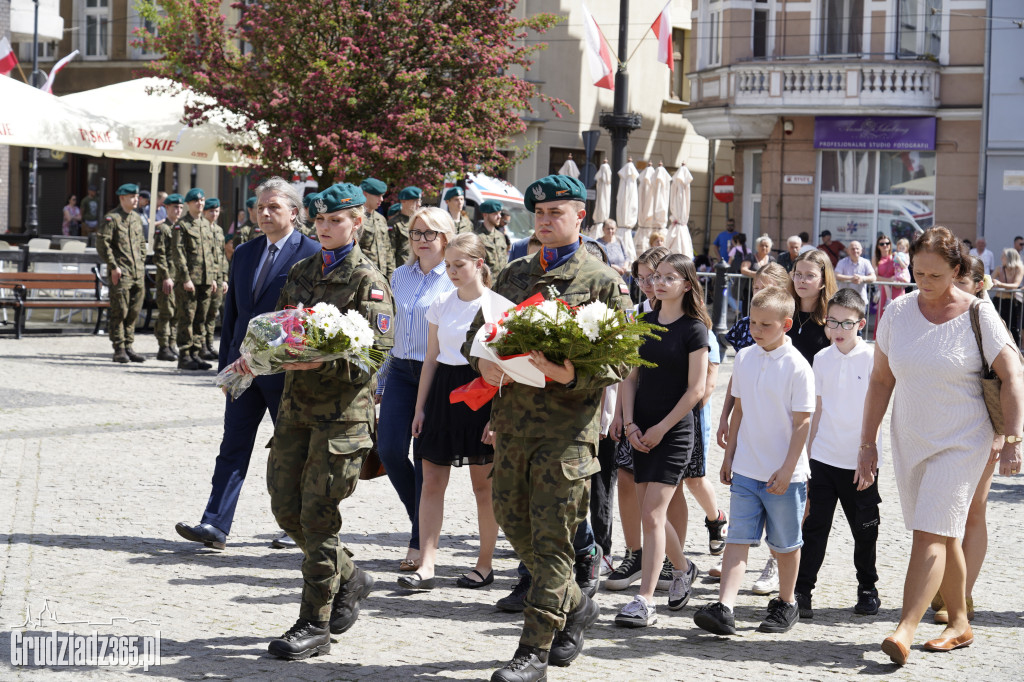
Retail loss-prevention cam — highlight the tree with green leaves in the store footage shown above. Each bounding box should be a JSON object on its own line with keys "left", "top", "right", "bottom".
{"left": 138, "top": 0, "right": 567, "bottom": 189}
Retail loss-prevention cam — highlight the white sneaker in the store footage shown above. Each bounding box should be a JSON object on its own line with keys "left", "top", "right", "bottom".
{"left": 708, "top": 558, "right": 723, "bottom": 580}
{"left": 751, "top": 556, "right": 778, "bottom": 595}
{"left": 600, "top": 555, "right": 614, "bottom": 576}
{"left": 667, "top": 560, "right": 698, "bottom": 611}
{"left": 614, "top": 595, "right": 657, "bottom": 628}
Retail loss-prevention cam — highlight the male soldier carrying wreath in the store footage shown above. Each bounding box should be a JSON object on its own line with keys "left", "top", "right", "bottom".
{"left": 466, "top": 175, "right": 632, "bottom": 682}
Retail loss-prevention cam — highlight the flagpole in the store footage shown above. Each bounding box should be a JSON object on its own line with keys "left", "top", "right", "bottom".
{"left": 26, "top": 0, "right": 40, "bottom": 235}
{"left": 625, "top": 0, "right": 669, "bottom": 65}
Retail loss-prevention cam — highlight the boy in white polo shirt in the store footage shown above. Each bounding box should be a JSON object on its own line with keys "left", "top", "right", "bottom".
{"left": 694, "top": 287, "right": 815, "bottom": 635}
{"left": 794, "top": 288, "right": 881, "bottom": 619}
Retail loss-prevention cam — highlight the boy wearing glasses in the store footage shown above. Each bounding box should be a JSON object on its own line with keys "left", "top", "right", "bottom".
{"left": 794, "top": 288, "right": 881, "bottom": 619}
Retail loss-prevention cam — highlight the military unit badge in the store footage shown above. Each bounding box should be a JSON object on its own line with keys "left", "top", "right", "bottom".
{"left": 376, "top": 313, "right": 391, "bottom": 333}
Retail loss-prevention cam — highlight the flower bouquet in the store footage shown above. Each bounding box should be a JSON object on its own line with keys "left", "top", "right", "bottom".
{"left": 450, "top": 290, "right": 664, "bottom": 410}
{"left": 215, "top": 302, "right": 385, "bottom": 399}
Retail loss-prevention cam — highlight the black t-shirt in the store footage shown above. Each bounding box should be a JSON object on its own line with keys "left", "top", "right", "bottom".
{"left": 787, "top": 309, "right": 829, "bottom": 365}
{"left": 635, "top": 311, "right": 709, "bottom": 427}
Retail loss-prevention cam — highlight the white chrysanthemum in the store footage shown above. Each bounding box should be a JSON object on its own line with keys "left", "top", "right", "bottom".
{"left": 575, "top": 301, "right": 616, "bottom": 342}
{"left": 338, "top": 309, "right": 375, "bottom": 348}
{"left": 307, "top": 302, "right": 346, "bottom": 338}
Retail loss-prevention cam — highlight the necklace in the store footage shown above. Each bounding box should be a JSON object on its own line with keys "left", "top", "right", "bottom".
{"left": 795, "top": 310, "right": 811, "bottom": 335}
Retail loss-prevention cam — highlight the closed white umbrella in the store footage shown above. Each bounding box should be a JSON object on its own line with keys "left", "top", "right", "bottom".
{"left": 0, "top": 75, "right": 129, "bottom": 156}
{"left": 592, "top": 161, "right": 612, "bottom": 223}
{"left": 637, "top": 164, "right": 657, "bottom": 228}
{"left": 653, "top": 163, "right": 672, "bottom": 226}
{"left": 616, "top": 161, "right": 639, "bottom": 229}
{"left": 558, "top": 155, "right": 580, "bottom": 179}
{"left": 668, "top": 163, "right": 695, "bottom": 257}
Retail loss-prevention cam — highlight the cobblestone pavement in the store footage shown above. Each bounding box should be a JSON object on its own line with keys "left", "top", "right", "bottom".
{"left": 0, "top": 332, "right": 1022, "bottom": 681}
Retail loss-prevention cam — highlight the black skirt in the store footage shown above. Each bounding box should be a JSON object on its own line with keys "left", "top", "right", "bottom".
{"left": 414, "top": 363, "right": 494, "bottom": 467}
{"left": 631, "top": 413, "right": 694, "bottom": 486}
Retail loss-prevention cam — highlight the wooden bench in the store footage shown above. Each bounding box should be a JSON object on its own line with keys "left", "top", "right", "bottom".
{"left": 0, "top": 269, "right": 109, "bottom": 339}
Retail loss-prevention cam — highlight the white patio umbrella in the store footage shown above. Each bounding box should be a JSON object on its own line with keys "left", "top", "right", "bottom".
{"left": 634, "top": 163, "right": 659, "bottom": 252}
{"left": 668, "top": 163, "right": 695, "bottom": 257}
{"left": 592, "top": 161, "right": 612, "bottom": 223}
{"left": 653, "top": 162, "right": 671, "bottom": 226}
{"left": 0, "top": 75, "right": 130, "bottom": 156}
{"left": 62, "top": 78, "right": 255, "bottom": 248}
{"left": 558, "top": 155, "right": 580, "bottom": 179}
{"left": 616, "top": 160, "right": 639, "bottom": 229}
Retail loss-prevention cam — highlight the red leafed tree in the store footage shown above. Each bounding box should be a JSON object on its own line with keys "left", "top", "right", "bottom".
{"left": 138, "top": 0, "right": 567, "bottom": 189}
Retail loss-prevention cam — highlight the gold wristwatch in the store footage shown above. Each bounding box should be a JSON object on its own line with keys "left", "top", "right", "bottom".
{"left": 1005, "top": 435, "right": 1023, "bottom": 444}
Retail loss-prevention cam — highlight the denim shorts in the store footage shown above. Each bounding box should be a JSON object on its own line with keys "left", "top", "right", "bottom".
{"left": 726, "top": 473, "right": 807, "bottom": 553}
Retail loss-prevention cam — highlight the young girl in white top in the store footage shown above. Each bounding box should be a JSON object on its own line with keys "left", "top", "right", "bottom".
{"left": 398, "top": 233, "right": 511, "bottom": 591}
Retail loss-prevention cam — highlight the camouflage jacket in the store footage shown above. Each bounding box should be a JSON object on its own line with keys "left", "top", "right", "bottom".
{"left": 207, "top": 221, "right": 229, "bottom": 281}
{"left": 388, "top": 213, "right": 412, "bottom": 265}
{"left": 96, "top": 207, "right": 146, "bottom": 280}
{"left": 474, "top": 225, "right": 511, "bottom": 280}
{"left": 171, "top": 213, "right": 219, "bottom": 285}
{"left": 275, "top": 244, "right": 396, "bottom": 424}
{"left": 298, "top": 221, "right": 319, "bottom": 240}
{"left": 231, "top": 221, "right": 260, "bottom": 249}
{"left": 358, "top": 210, "right": 395, "bottom": 280}
{"left": 151, "top": 219, "right": 178, "bottom": 282}
{"left": 453, "top": 213, "right": 473, "bottom": 235}
{"left": 464, "top": 246, "right": 631, "bottom": 445}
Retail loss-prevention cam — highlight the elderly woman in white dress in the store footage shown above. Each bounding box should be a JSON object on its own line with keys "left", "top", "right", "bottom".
{"left": 858, "top": 227, "right": 1023, "bottom": 666}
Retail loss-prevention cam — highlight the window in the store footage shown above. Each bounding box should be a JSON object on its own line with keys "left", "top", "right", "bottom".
{"left": 130, "top": 1, "right": 163, "bottom": 59}
{"left": 743, "top": 150, "right": 763, "bottom": 239}
{"left": 671, "top": 28, "right": 689, "bottom": 101}
{"left": 818, "top": 150, "right": 936, "bottom": 246}
{"left": 753, "top": 0, "right": 770, "bottom": 59}
{"left": 18, "top": 41, "right": 57, "bottom": 62}
{"left": 83, "top": 0, "right": 110, "bottom": 59}
{"left": 705, "top": 0, "right": 722, "bottom": 67}
{"left": 898, "top": 0, "right": 941, "bottom": 58}
{"left": 821, "top": 0, "right": 863, "bottom": 55}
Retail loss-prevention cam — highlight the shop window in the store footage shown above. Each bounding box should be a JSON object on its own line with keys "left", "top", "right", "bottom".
{"left": 898, "top": 0, "right": 942, "bottom": 59}
{"left": 821, "top": 0, "right": 863, "bottom": 55}
{"left": 83, "top": 0, "right": 111, "bottom": 59}
{"left": 819, "top": 150, "right": 936, "bottom": 246}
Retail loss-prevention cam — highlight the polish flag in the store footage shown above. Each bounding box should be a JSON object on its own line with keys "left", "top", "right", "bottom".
{"left": 582, "top": 3, "right": 614, "bottom": 90}
{"left": 0, "top": 37, "right": 18, "bottom": 77}
{"left": 651, "top": 1, "right": 673, "bottom": 71}
{"left": 41, "top": 50, "right": 80, "bottom": 94}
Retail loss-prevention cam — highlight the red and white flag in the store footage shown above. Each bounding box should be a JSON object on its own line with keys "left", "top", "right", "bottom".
{"left": 582, "top": 3, "right": 614, "bottom": 90}
{"left": 0, "top": 37, "right": 19, "bottom": 77}
{"left": 651, "top": 1, "right": 673, "bottom": 71}
{"left": 41, "top": 50, "right": 79, "bottom": 94}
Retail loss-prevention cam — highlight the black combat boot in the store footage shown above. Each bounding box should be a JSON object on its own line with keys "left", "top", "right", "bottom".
{"left": 491, "top": 645, "right": 548, "bottom": 682}
{"left": 193, "top": 351, "right": 212, "bottom": 370}
{"left": 330, "top": 567, "right": 375, "bottom": 634}
{"left": 156, "top": 346, "right": 177, "bottom": 361}
{"left": 549, "top": 592, "right": 600, "bottom": 667}
{"left": 112, "top": 347, "right": 129, "bottom": 364}
{"left": 124, "top": 346, "right": 146, "bottom": 363}
{"left": 177, "top": 353, "right": 201, "bottom": 371}
{"left": 200, "top": 342, "right": 218, "bottom": 360}
{"left": 267, "top": 618, "right": 331, "bottom": 660}
{"left": 496, "top": 574, "right": 531, "bottom": 613}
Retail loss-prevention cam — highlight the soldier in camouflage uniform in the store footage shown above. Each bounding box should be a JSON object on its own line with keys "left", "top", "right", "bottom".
{"left": 96, "top": 183, "right": 148, "bottom": 364}
{"left": 202, "top": 198, "right": 229, "bottom": 360}
{"left": 358, "top": 178, "right": 395, "bottom": 279}
{"left": 172, "top": 188, "right": 221, "bottom": 371}
{"left": 260, "top": 183, "right": 395, "bottom": 660}
{"left": 299, "top": 193, "right": 321, "bottom": 240}
{"left": 388, "top": 186, "right": 421, "bottom": 265}
{"left": 444, "top": 186, "right": 473, "bottom": 235}
{"left": 153, "top": 193, "right": 184, "bottom": 361}
{"left": 476, "top": 199, "right": 512, "bottom": 281}
{"left": 466, "top": 175, "right": 632, "bottom": 682}
{"left": 231, "top": 196, "right": 260, "bottom": 249}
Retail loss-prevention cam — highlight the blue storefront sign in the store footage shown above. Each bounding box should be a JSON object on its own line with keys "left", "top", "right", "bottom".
{"left": 814, "top": 116, "right": 936, "bottom": 151}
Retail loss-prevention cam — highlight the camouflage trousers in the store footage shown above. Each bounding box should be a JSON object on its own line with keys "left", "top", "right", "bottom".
{"left": 173, "top": 283, "right": 211, "bottom": 354}
{"left": 267, "top": 419, "right": 372, "bottom": 622}
{"left": 154, "top": 287, "right": 176, "bottom": 348}
{"left": 205, "top": 287, "right": 223, "bottom": 347}
{"left": 492, "top": 435, "right": 597, "bottom": 650}
{"left": 107, "top": 276, "right": 145, "bottom": 349}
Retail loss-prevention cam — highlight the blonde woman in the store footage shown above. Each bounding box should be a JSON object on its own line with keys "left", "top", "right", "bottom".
{"left": 377, "top": 207, "right": 456, "bottom": 572}
{"left": 990, "top": 247, "right": 1023, "bottom": 345}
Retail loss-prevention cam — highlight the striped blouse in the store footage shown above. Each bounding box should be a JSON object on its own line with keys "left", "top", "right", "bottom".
{"left": 389, "top": 259, "right": 453, "bottom": 361}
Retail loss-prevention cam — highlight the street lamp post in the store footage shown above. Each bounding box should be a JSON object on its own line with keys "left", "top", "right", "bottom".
{"left": 26, "top": 0, "right": 40, "bottom": 236}
{"left": 599, "top": 0, "right": 642, "bottom": 220}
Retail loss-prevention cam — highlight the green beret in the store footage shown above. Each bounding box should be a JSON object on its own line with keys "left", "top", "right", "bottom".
{"left": 397, "top": 186, "right": 422, "bottom": 201}
{"left": 478, "top": 199, "right": 503, "bottom": 214}
{"left": 315, "top": 182, "right": 366, "bottom": 215}
{"left": 360, "top": 178, "right": 387, "bottom": 196}
{"left": 523, "top": 174, "right": 587, "bottom": 213}
{"left": 245, "top": 196, "right": 257, "bottom": 208}
{"left": 164, "top": 193, "right": 184, "bottom": 205}
{"left": 443, "top": 187, "right": 464, "bottom": 201}
{"left": 204, "top": 198, "right": 221, "bottom": 210}
{"left": 304, "top": 192, "right": 320, "bottom": 218}
{"left": 387, "top": 203, "right": 401, "bottom": 217}
{"left": 184, "top": 188, "right": 205, "bottom": 203}
{"left": 116, "top": 183, "right": 139, "bottom": 196}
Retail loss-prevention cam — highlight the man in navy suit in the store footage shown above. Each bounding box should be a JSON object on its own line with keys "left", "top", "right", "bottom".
{"left": 175, "top": 177, "right": 320, "bottom": 550}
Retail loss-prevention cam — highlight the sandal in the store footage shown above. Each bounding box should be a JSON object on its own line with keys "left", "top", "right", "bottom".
{"left": 456, "top": 569, "right": 495, "bottom": 589}
{"left": 399, "top": 558, "right": 420, "bottom": 572}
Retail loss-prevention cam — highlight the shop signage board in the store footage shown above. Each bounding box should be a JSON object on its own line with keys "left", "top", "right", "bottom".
{"left": 813, "top": 116, "right": 936, "bottom": 151}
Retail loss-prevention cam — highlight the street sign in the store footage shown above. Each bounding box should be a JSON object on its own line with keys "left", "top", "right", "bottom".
{"left": 713, "top": 175, "right": 735, "bottom": 203}
{"left": 784, "top": 174, "right": 814, "bottom": 185}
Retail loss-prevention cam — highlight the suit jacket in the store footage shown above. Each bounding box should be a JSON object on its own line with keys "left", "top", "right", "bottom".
{"left": 218, "top": 228, "right": 321, "bottom": 370}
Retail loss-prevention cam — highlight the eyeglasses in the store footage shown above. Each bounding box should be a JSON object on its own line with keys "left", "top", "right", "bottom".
{"left": 792, "top": 272, "right": 821, "bottom": 281}
{"left": 410, "top": 229, "right": 441, "bottom": 242}
{"left": 651, "top": 274, "right": 683, "bottom": 285}
{"left": 825, "top": 318, "right": 859, "bottom": 330}
{"left": 878, "top": 241, "right": 891, "bottom": 246}
{"left": 635, "top": 275, "right": 656, "bottom": 286}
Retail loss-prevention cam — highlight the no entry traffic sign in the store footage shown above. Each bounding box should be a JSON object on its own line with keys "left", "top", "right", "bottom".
{"left": 713, "top": 175, "right": 735, "bottom": 203}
